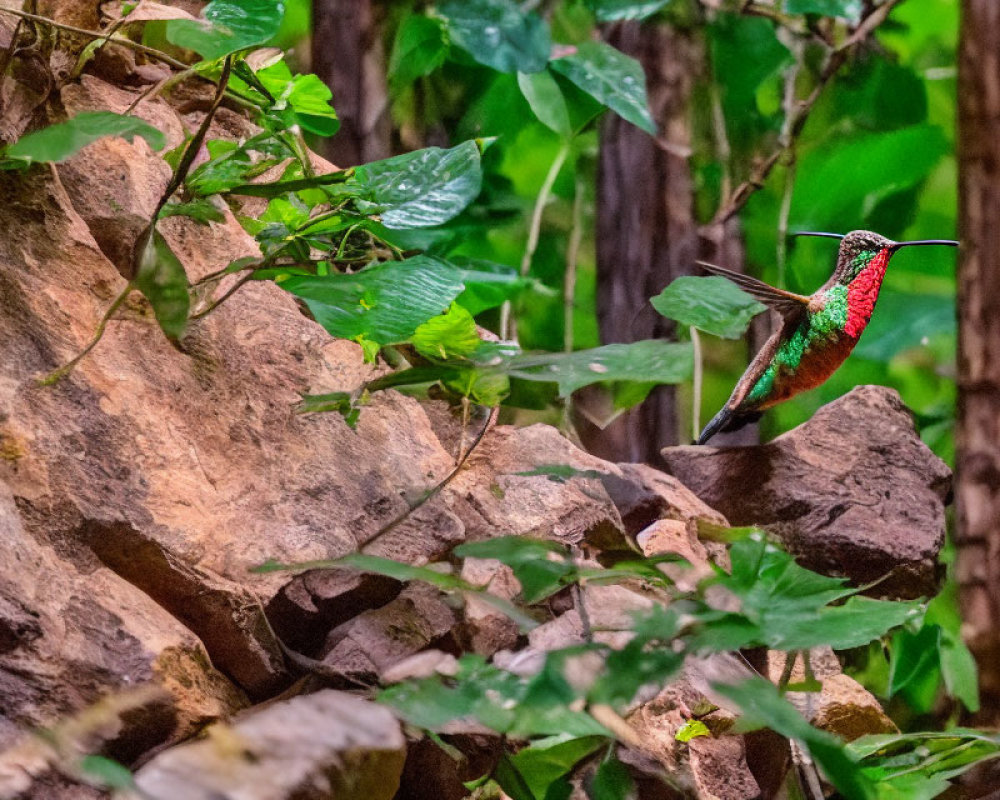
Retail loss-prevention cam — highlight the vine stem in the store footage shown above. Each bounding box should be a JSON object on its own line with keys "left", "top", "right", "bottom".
{"left": 38, "top": 282, "right": 134, "bottom": 385}
{"left": 501, "top": 139, "right": 571, "bottom": 341}
{"left": 690, "top": 326, "right": 703, "bottom": 442}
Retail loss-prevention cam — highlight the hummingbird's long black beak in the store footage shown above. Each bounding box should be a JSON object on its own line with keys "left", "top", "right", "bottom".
{"left": 792, "top": 231, "right": 845, "bottom": 240}
{"left": 889, "top": 239, "right": 960, "bottom": 251}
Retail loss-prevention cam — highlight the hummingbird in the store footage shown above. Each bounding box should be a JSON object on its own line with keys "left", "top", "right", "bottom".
{"left": 696, "top": 230, "right": 959, "bottom": 445}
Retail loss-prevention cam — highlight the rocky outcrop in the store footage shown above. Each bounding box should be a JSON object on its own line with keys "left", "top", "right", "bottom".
{"left": 662, "top": 386, "right": 951, "bottom": 598}
{"left": 0, "top": 40, "right": 953, "bottom": 800}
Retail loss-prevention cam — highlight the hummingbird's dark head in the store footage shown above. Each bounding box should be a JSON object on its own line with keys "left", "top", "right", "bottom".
{"left": 794, "top": 229, "right": 959, "bottom": 285}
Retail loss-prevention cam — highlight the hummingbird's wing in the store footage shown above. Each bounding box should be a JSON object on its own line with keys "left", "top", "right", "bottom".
{"left": 696, "top": 261, "right": 811, "bottom": 323}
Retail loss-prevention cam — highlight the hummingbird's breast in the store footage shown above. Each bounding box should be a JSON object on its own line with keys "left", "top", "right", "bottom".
{"left": 743, "top": 285, "right": 859, "bottom": 409}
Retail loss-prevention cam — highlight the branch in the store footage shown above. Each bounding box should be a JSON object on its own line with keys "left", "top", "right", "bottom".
{"left": 709, "top": 0, "right": 906, "bottom": 227}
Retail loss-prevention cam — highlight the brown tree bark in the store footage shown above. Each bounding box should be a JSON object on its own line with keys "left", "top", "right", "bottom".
{"left": 957, "top": 0, "right": 1000, "bottom": 715}
{"left": 577, "top": 22, "right": 749, "bottom": 464}
{"left": 311, "top": 0, "right": 392, "bottom": 167}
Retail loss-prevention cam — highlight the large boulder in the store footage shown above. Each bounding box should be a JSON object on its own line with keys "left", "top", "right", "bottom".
{"left": 662, "top": 386, "right": 951, "bottom": 597}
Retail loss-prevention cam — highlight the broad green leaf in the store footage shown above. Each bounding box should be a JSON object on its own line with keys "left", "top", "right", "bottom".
{"left": 716, "top": 678, "right": 874, "bottom": 799}
{"left": 158, "top": 198, "right": 225, "bottom": 225}
{"left": 280, "top": 255, "right": 465, "bottom": 345}
{"left": 3, "top": 112, "right": 165, "bottom": 165}
{"left": 166, "top": 0, "right": 285, "bottom": 59}
{"left": 790, "top": 125, "right": 949, "bottom": 232}
{"left": 451, "top": 258, "right": 533, "bottom": 315}
{"left": 255, "top": 59, "right": 339, "bottom": 136}
{"left": 518, "top": 70, "right": 572, "bottom": 136}
{"left": 850, "top": 730, "right": 1000, "bottom": 799}
{"left": 584, "top": 0, "right": 672, "bottom": 21}
{"left": 186, "top": 133, "right": 291, "bottom": 196}
{"left": 854, "top": 290, "right": 954, "bottom": 362}
{"left": 353, "top": 141, "right": 483, "bottom": 229}
{"left": 134, "top": 230, "right": 190, "bottom": 341}
{"left": 939, "top": 628, "right": 980, "bottom": 712}
{"left": 550, "top": 42, "right": 655, "bottom": 134}
{"left": 887, "top": 625, "right": 940, "bottom": 699}
{"left": 412, "top": 303, "right": 481, "bottom": 360}
{"left": 696, "top": 535, "right": 922, "bottom": 652}
{"left": 588, "top": 755, "right": 635, "bottom": 800}
{"left": 510, "top": 736, "right": 607, "bottom": 800}
{"left": 652, "top": 276, "right": 767, "bottom": 339}
{"left": 494, "top": 753, "right": 541, "bottom": 800}
{"left": 389, "top": 14, "right": 449, "bottom": 88}
{"left": 437, "top": 0, "right": 551, "bottom": 74}
{"left": 506, "top": 340, "right": 694, "bottom": 396}
{"left": 784, "top": 0, "right": 862, "bottom": 19}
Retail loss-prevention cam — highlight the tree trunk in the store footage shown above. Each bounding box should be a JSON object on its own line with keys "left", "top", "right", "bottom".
{"left": 578, "top": 21, "right": 749, "bottom": 464}
{"left": 311, "top": 0, "right": 392, "bottom": 167}
{"left": 956, "top": 0, "right": 1000, "bottom": 716}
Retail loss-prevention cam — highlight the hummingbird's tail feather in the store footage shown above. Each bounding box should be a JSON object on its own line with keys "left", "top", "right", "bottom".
{"left": 697, "top": 407, "right": 763, "bottom": 445}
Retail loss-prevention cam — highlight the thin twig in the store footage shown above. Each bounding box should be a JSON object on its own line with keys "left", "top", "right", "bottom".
{"left": 710, "top": 0, "right": 905, "bottom": 227}
{"left": 190, "top": 273, "right": 254, "bottom": 319}
{"left": 38, "top": 282, "right": 134, "bottom": 385}
{"left": 360, "top": 405, "right": 498, "bottom": 555}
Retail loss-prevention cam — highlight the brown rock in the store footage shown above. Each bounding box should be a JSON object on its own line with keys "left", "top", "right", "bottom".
{"left": 662, "top": 386, "right": 951, "bottom": 597}
{"left": 134, "top": 691, "right": 406, "bottom": 800}
{"left": 0, "top": 484, "right": 244, "bottom": 757}
{"left": 445, "top": 424, "right": 630, "bottom": 555}
{"left": 320, "top": 583, "right": 457, "bottom": 684}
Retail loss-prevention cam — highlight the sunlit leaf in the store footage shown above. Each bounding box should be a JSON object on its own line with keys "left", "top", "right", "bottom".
{"left": 550, "top": 42, "right": 655, "bottom": 134}
{"left": 652, "top": 276, "right": 767, "bottom": 339}
{"left": 78, "top": 756, "right": 135, "bottom": 790}
{"left": 134, "top": 229, "right": 190, "bottom": 341}
{"left": 255, "top": 58, "right": 339, "bottom": 136}
{"left": 412, "top": 303, "right": 481, "bottom": 360}
{"left": 3, "top": 112, "right": 165, "bottom": 166}
{"left": 583, "top": 0, "right": 672, "bottom": 21}
{"left": 280, "top": 255, "right": 465, "bottom": 346}
{"left": 166, "top": 0, "right": 285, "bottom": 59}
{"left": 353, "top": 141, "right": 483, "bottom": 229}
{"left": 437, "top": 0, "right": 551, "bottom": 74}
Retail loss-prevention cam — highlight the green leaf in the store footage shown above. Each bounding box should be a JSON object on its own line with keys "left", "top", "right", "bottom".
{"left": 588, "top": 755, "right": 635, "bottom": 800}
{"left": 696, "top": 535, "right": 922, "bottom": 652}
{"left": 412, "top": 303, "right": 482, "bottom": 360}
{"left": 456, "top": 536, "right": 573, "bottom": 604}
{"left": 675, "top": 720, "right": 711, "bottom": 742}
{"left": 784, "top": 0, "right": 862, "bottom": 20}
{"left": 166, "top": 0, "right": 285, "bottom": 59}
{"left": 389, "top": 14, "right": 449, "bottom": 89}
{"left": 280, "top": 255, "right": 466, "bottom": 346}
{"left": 511, "top": 736, "right": 607, "bottom": 800}
{"left": 506, "top": 340, "right": 693, "bottom": 397}
{"left": 583, "top": 0, "right": 672, "bottom": 21}
{"left": 78, "top": 756, "right": 135, "bottom": 790}
{"left": 437, "top": 0, "right": 551, "bottom": 74}
{"left": 451, "top": 258, "right": 533, "bottom": 315}
{"left": 651, "top": 276, "right": 767, "bottom": 339}
{"left": 939, "top": 628, "right": 980, "bottom": 712}
{"left": 254, "top": 59, "right": 339, "bottom": 137}
{"left": 715, "top": 678, "right": 875, "bottom": 799}
{"left": 494, "top": 753, "right": 541, "bottom": 800}
{"left": 158, "top": 198, "right": 225, "bottom": 225}
{"left": 790, "top": 125, "right": 949, "bottom": 232}
{"left": 887, "top": 625, "right": 940, "bottom": 699}
{"left": 550, "top": 42, "right": 655, "bottom": 134}
{"left": 353, "top": 141, "right": 483, "bottom": 229}
{"left": 134, "top": 230, "right": 190, "bottom": 341}
{"left": 518, "top": 70, "right": 572, "bottom": 137}
{"left": 854, "top": 290, "right": 954, "bottom": 362}
{"left": 850, "top": 730, "right": 1000, "bottom": 799}
{"left": 3, "top": 112, "right": 165, "bottom": 166}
